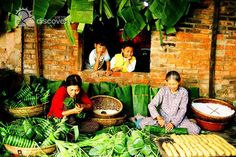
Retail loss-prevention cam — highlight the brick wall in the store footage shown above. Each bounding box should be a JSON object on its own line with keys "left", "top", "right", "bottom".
{"left": 0, "top": 28, "right": 22, "bottom": 72}
{"left": 23, "top": 25, "right": 80, "bottom": 80}
{"left": 0, "top": 0, "right": 236, "bottom": 103}
{"left": 214, "top": 0, "right": 236, "bottom": 101}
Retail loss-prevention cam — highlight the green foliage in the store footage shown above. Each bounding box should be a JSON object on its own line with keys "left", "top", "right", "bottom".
{"left": 1, "top": 0, "right": 200, "bottom": 44}
{"left": 55, "top": 128, "right": 161, "bottom": 157}
{"left": 143, "top": 125, "right": 188, "bottom": 135}
{"left": 0, "top": 117, "right": 71, "bottom": 148}
{"left": 64, "top": 97, "right": 76, "bottom": 109}
{"left": 70, "top": 0, "right": 94, "bottom": 24}
{"left": 3, "top": 81, "right": 50, "bottom": 108}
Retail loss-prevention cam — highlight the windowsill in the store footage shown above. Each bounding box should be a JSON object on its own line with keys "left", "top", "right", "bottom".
{"left": 80, "top": 69, "right": 149, "bottom": 76}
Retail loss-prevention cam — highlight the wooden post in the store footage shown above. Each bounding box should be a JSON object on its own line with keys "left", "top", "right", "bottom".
{"left": 34, "top": 24, "right": 43, "bottom": 77}
{"left": 209, "top": 0, "right": 220, "bottom": 98}
{"left": 21, "top": 27, "right": 24, "bottom": 75}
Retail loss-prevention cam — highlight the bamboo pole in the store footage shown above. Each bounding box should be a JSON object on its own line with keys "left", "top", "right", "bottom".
{"left": 209, "top": 0, "right": 220, "bottom": 98}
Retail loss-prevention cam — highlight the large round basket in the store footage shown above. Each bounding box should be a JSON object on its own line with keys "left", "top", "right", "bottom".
{"left": 91, "top": 114, "right": 127, "bottom": 126}
{"left": 5, "top": 103, "right": 49, "bottom": 118}
{"left": 91, "top": 95, "right": 123, "bottom": 118}
{"left": 4, "top": 144, "right": 56, "bottom": 156}
{"left": 191, "top": 98, "right": 235, "bottom": 122}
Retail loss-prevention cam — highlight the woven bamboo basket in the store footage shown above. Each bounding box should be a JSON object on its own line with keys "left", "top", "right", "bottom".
{"left": 91, "top": 95, "right": 123, "bottom": 118}
{"left": 5, "top": 103, "right": 49, "bottom": 118}
{"left": 4, "top": 144, "right": 56, "bottom": 156}
{"left": 191, "top": 98, "right": 236, "bottom": 122}
{"left": 91, "top": 114, "right": 127, "bottom": 126}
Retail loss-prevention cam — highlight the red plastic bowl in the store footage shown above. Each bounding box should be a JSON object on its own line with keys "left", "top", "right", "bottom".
{"left": 195, "top": 118, "right": 229, "bottom": 131}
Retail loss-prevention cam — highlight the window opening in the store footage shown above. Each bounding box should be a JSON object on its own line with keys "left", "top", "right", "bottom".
{"left": 83, "top": 21, "right": 151, "bottom": 72}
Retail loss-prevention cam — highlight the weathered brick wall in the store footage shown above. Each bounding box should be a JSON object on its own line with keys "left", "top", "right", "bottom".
{"left": 23, "top": 25, "right": 80, "bottom": 80}
{"left": 150, "top": 0, "right": 214, "bottom": 97}
{"left": 215, "top": 0, "right": 236, "bottom": 101}
{"left": 0, "top": 28, "right": 22, "bottom": 73}
{"left": 0, "top": 0, "right": 235, "bottom": 103}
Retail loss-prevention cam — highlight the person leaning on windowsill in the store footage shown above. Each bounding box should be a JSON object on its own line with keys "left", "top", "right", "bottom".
{"left": 86, "top": 38, "right": 112, "bottom": 76}
{"left": 110, "top": 41, "right": 136, "bottom": 72}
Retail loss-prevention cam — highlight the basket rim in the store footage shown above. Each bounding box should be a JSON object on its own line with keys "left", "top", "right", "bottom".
{"left": 191, "top": 98, "right": 236, "bottom": 120}
{"left": 90, "top": 95, "right": 123, "bottom": 117}
{"left": 4, "top": 144, "right": 56, "bottom": 156}
{"left": 91, "top": 114, "right": 126, "bottom": 126}
{"left": 90, "top": 95, "right": 122, "bottom": 103}
{"left": 5, "top": 102, "right": 49, "bottom": 110}
{"left": 4, "top": 144, "right": 56, "bottom": 149}
{"left": 91, "top": 114, "right": 127, "bottom": 121}
{"left": 4, "top": 103, "right": 49, "bottom": 118}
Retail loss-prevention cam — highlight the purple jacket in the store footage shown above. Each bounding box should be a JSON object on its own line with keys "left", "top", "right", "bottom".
{"left": 148, "top": 86, "right": 188, "bottom": 127}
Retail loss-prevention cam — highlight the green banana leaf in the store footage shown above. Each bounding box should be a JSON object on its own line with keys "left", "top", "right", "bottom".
{"left": 77, "top": 23, "right": 85, "bottom": 33}
{"left": 70, "top": 0, "right": 94, "bottom": 24}
{"left": 155, "top": 19, "right": 164, "bottom": 31}
{"left": 162, "top": 0, "right": 189, "bottom": 26}
{"left": 121, "top": 6, "right": 146, "bottom": 39}
{"left": 186, "top": 87, "right": 199, "bottom": 118}
{"left": 120, "top": 6, "right": 135, "bottom": 23}
{"left": 64, "top": 16, "right": 76, "bottom": 45}
{"left": 99, "top": 0, "right": 103, "bottom": 21}
{"left": 117, "top": 0, "right": 128, "bottom": 19}
{"left": 103, "top": 0, "right": 114, "bottom": 19}
{"left": 124, "top": 20, "right": 145, "bottom": 40}
{"left": 45, "top": 0, "right": 67, "bottom": 19}
{"left": 89, "top": 82, "right": 117, "bottom": 97}
{"left": 81, "top": 82, "right": 90, "bottom": 93}
{"left": 132, "top": 84, "right": 150, "bottom": 116}
{"left": 7, "top": 13, "right": 21, "bottom": 32}
{"left": 100, "top": 82, "right": 118, "bottom": 96}
{"left": 149, "top": 87, "right": 159, "bottom": 100}
{"left": 47, "top": 80, "right": 63, "bottom": 96}
{"left": 149, "top": 0, "right": 189, "bottom": 27}
{"left": 33, "top": 0, "right": 50, "bottom": 25}
{"left": 144, "top": 9, "right": 153, "bottom": 31}
{"left": 188, "top": 87, "right": 199, "bottom": 101}
{"left": 115, "top": 85, "right": 133, "bottom": 117}
{"left": 166, "top": 26, "right": 176, "bottom": 34}
{"left": 149, "top": 0, "right": 164, "bottom": 20}
{"left": 89, "top": 82, "right": 100, "bottom": 97}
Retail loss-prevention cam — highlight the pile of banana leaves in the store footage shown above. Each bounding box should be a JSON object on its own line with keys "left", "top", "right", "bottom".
{"left": 0, "top": 117, "right": 71, "bottom": 151}
{"left": 3, "top": 81, "right": 50, "bottom": 108}
{"left": 54, "top": 125, "right": 161, "bottom": 157}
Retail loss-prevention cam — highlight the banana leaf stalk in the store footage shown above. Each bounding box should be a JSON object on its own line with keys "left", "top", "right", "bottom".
{"left": 55, "top": 140, "right": 89, "bottom": 157}
{"left": 64, "top": 16, "right": 76, "bottom": 46}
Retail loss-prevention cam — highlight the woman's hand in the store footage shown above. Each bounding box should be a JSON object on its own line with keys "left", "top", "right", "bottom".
{"left": 156, "top": 116, "right": 165, "bottom": 127}
{"left": 165, "top": 122, "right": 174, "bottom": 132}
{"left": 62, "top": 105, "right": 84, "bottom": 117}
{"left": 73, "top": 104, "right": 84, "bottom": 114}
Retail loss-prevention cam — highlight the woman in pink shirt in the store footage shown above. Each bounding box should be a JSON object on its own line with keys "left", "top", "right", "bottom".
{"left": 139, "top": 71, "right": 200, "bottom": 134}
